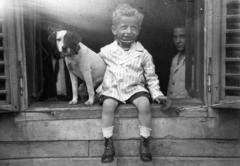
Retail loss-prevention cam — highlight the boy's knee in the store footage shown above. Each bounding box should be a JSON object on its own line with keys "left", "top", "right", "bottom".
{"left": 102, "top": 98, "right": 119, "bottom": 112}
{"left": 133, "top": 97, "right": 151, "bottom": 113}
{"left": 133, "top": 96, "right": 150, "bottom": 106}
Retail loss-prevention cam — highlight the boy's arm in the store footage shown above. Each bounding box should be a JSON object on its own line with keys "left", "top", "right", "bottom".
{"left": 142, "top": 51, "right": 164, "bottom": 100}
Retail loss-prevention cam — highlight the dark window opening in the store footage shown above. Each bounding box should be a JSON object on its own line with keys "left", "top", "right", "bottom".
{"left": 0, "top": 64, "right": 4, "bottom": 76}
{"left": 0, "top": 50, "right": 3, "bottom": 61}
{"left": 23, "top": 0, "right": 203, "bottom": 107}
{"left": 0, "top": 38, "right": 2, "bottom": 47}
{"left": 0, "top": 93, "right": 6, "bottom": 101}
{"left": 0, "top": 79, "right": 5, "bottom": 90}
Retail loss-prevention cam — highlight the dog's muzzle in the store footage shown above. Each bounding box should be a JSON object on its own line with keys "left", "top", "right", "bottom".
{"left": 60, "top": 46, "right": 71, "bottom": 57}
{"left": 62, "top": 46, "right": 67, "bottom": 52}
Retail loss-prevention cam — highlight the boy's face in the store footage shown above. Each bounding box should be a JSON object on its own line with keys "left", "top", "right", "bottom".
{"left": 112, "top": 16, "right": 140, "bottom": 46}
{"left": 173, "top": 27, "right": 186, "bottom": 52}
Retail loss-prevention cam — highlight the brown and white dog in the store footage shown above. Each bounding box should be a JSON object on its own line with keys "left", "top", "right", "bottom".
{"left": 49, "top": 30, "right": 106, "bottom": 105}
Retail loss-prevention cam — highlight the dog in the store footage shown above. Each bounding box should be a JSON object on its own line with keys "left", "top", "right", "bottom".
{"left": 40, "top": 28, "right": 72, "bottom": 101}
{"left": 48, "top": 30, "right": 106, "bottom": 105}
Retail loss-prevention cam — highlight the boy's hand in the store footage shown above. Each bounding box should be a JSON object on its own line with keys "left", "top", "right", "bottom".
{"left": 154, "top": 95, "right": 172, "bottom": 111}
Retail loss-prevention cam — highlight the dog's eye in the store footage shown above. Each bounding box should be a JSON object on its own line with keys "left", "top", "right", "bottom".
{"left": 56, "top": 38, "right": 61, "bottom": 42}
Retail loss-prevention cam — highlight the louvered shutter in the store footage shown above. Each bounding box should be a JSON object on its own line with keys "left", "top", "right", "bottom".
{"left": 222, "top": 0, "right": 240, "bottom": 99}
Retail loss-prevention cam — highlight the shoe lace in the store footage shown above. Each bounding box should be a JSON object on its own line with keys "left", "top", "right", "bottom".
{"left": 142, "top": 137, "right": 149, "bottom": 146}
{"left": 104, "top": 139, "right": 113, "bottom": 153}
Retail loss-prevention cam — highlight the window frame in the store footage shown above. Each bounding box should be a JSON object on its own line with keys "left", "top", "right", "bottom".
{"left": 185, "top": 0, "right": 205, "bottom": 101}
{"left": 2, "top": 0, "right": 208, "bottom": 112}
{"left": 0, "top": 0, "right": 28, "bottom": 112}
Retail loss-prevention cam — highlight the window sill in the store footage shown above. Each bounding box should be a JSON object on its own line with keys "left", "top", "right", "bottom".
{"left": 13, "top": 98, "right": 207, "bottom": 122}
{"left": 0, "top": 103, "right": 17, "bottom": 112}
{"left": 212, "top": 103, "right": 240, "bottom": 110}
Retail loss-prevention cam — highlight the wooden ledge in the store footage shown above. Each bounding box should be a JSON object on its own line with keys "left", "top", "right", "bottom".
{"left": 12, "top": 98, "right": 207, "bottom": 121}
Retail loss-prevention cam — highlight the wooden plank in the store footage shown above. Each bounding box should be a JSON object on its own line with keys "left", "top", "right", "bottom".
{"left": 225, "top": 86, "right": 240, "bottom": 90}
{"left": 0, "top": 141, "right": 88, "bottom": 159}
{"left": 225, "top": 73, "right": 240, "bottom": 76}
{"left": 15, "top": 106, "right": 207, "bottom": 122}
{"left": 0, "top": 75, "right": 7, "bottom": 79}
{"left": 0, "top": 104, "right": 17, "bottom": 111}
{"left": 226, "top": 29, "right": 240, "bottom": 33}
{"left": 226, "top": 43, "right": 240, "bottom": 47}
{"left": 0, "top": 116, "right": 239, "bottom": 141}
{"left": 0, "top": 157, "right": 240, "bottom": 166}
{"left": 0, "top": 158, "right": 117, "bottom": 166}
{"left": 17, "top": 99, "right": 206, "bottom": 121}
{"left": 225, "top": 58, "right": 240, "bottom": 61}
{"left": 118, "top": 157, "right": 240, "bottom": 166}
{"left": 89, "top": 139, "right": 240, "bottom": 157}
{"left": 213, "top": 102, "right": 240, "bottom": 110}
{"left": 0, "top": 61, "right": 5, "bottom": 65}
{"left": 226, "top": 0, "right": 240, "bottom": 4}
{"left": 0, "top": 90, "right": 7, "bottom": 94}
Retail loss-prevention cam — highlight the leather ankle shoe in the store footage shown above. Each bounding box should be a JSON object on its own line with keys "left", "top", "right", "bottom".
{"left": 140, "top": 136, "right": 152, "bottom": 162}
{"left": 101, "top": 137, "right": 115, "bottom": 163}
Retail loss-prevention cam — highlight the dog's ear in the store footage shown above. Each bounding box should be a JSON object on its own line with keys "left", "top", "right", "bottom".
{"left": 64, "top": 31, "right": 82, "bottom": 54}
{"left": 48, "top": 31, "right": 57, "bottom": 46}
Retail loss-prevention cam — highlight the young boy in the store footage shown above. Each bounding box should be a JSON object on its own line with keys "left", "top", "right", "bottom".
{"left": 167, "top": 26, "right": 189, "bottom": 98}
{"left": 98, "top": 4, "right": 168, "bottom": 163}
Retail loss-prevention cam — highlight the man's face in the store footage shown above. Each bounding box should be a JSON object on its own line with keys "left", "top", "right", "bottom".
{"left": 112, "top": 16, "right": 140, "bottom": 46}
{"left": 173, "top": 27, "right": 186, "bottom": 52}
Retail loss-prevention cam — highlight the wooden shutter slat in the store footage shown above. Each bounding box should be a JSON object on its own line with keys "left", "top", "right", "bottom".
{"left": 226, "top": 29, "right": 240, "bottom": 33}
{"left": 225, "top": 58, "right": 240, "bottom": 61}
{"left": 0, "top": 76, "right": 6, "bottom": 79}
{"left": 225, "top": 86, "right": 240, "bottom": 90}
{"left": 226, "top": 44, "right": 240, "bottom": 47}
{"left": 0, "top": 90, "right": 7, "bottom": 94}
{"left": 225, "top": 73, "right": 240, "bottom": 76}
{"left": 227, "top": 0, "right": 240, "bottom": 3}
{"left": 227, "top": 15, "right": 240, "bottom": 18}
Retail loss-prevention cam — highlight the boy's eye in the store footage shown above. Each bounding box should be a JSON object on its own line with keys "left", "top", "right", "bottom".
{"left": 120, "top": 25, "right": 128, "bottom": 30}
{"left": 131, "top": 26, "right": 137, "bottom": 31}
{"left": 180, "top": 35, "right": 185, "bottom": 38}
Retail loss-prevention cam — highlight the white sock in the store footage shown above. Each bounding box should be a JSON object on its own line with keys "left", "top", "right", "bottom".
{"left": 139, "top": 125, "right": 152, "bottom": 138}
{"left": 102, "top": 126, "right": 114, "bottom": 138}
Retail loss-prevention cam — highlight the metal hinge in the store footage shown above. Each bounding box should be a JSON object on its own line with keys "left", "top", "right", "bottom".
{"left": 207, "top": 57, "right": 212, "bottom": 93}
{"left": 207, "top": 74, "right": 212, "bottom": 93}
{"left": 18, "top": 60, "right": 24, "bottom": 96}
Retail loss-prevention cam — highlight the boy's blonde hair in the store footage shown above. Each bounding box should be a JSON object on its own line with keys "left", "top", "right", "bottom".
{"left": 112, "top": 3, "right": 144, "bottom": 26}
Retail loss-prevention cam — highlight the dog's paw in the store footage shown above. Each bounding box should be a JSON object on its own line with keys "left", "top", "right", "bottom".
{"left": 69, "top": 99, "right": 78, "bottom": 105}
{"left": 84, "top": 99, "right": 94, "bottom": 105}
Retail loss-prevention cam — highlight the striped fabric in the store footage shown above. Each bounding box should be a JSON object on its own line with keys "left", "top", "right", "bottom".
{"left": 98, "top": 41, "right": 164, "bottom": 103}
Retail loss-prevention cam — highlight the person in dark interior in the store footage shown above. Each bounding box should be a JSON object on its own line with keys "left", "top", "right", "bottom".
{"left": 167, "top": 26, "right": 189, "bottom": 98}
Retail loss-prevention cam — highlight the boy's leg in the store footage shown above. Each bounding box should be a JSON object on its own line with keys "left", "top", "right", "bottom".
{"left": 101, "top": 98, "right": 119, "bottom": 163}
{"left": 132, "top": 95, "right": 152, "bottom": 130}
{"left": 102, "top": 98, "right": 119, "bottom": 134}
{"left": 132, "top": 95, "right": 153, "bottom": 162}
